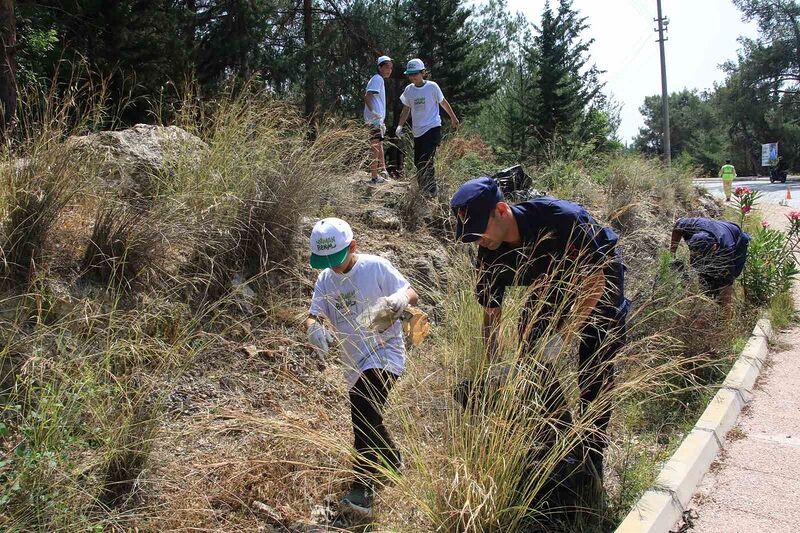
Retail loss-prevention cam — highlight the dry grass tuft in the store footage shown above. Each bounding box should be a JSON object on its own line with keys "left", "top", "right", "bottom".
{"left": 80, "top": 203, "right": 166, "bottom": 291}
{"left": 0, "top": 150, "right": 76, "bottom": 286}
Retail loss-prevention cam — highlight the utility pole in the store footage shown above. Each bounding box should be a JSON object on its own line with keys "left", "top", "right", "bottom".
{"left": 655, "top": 0, "right": 671, "bottom": 166}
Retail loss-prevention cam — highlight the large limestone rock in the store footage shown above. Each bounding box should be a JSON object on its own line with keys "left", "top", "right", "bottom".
{"left": 66, "top": 124, "right": 208, "bottom": 195}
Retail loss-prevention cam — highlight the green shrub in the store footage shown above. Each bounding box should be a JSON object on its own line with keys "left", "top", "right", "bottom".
{"left": 741, "top": 226, "right": 799, "bottom": 306}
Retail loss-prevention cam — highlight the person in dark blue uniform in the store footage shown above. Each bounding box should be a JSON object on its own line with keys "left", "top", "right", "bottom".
{"left": 670, "top": 217, "right": 750, "bottom": 308}
{"left": 450, "top": 176, "right": 629, "bottom": 485}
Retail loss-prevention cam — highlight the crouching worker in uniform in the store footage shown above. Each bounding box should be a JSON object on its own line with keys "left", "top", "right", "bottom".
{"left": 670, "top": 217, "right": 750, "bottom": 311}
{"left": 450, "top": 177, "right": 629, "bottom": 513}
{"left": 304, "top": 217, "right": 418, "bottom": 518}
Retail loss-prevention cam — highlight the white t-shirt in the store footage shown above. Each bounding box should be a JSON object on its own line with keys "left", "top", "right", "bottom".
{"left": 309, "top": 254, "right": 410, "bottom": 389}
{"left": 400, "top": 81, "right": 445, "bottom": 138}
{"left": 363, "top": 74, "right": 386, "bottom": 125}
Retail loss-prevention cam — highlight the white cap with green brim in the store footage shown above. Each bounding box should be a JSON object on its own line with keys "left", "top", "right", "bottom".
{"left": 310, "top": 217, "right": 353, "bottom": 269}
{"left": 404, "top": 58, "right": 425, "bottom": 75}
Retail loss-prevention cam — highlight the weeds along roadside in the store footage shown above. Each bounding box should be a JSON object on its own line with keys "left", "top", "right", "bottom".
{"left": 0, "top": 72, "right": 786, "bottom": 531}
{"left": 258, "top": 242, "right": 738, "bottom": 531}
{"left": 152, "top": 138, "right": 763, "bottom": 530}
{"left": 325, "top": 148, "right": 774, "bottom": 530}
{"left": 0, "top": 74, "right": 370, "bottom": 531}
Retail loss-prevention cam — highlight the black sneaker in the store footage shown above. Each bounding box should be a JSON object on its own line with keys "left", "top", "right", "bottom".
{"left": 370, "top": 175, "right": 387, "bottom": 184}
{"left": 340, "top": 485, "right": 373, "bottom": 517}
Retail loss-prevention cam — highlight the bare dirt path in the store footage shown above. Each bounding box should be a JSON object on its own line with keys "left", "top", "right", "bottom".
{"left": 683, "top": 203, "right": 800, "bottom": 532}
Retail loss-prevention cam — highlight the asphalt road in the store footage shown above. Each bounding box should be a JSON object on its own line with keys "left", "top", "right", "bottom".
{"left": 696, "top": 176, "right": 800, "bottom": 207}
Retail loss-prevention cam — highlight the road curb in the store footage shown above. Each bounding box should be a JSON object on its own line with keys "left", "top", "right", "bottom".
{"left": 615, "top": 318, "right": 772, "bottom": 533}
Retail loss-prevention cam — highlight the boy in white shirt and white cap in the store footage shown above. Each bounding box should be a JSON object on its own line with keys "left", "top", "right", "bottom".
{"left": 396, "top": 58, "right": 459, "bottom": 196}
{"left": 304, "top": 217, "right": 418, "bottom": 517}
{"left": 364, "top": 55, "right": 394, "bottom": 184}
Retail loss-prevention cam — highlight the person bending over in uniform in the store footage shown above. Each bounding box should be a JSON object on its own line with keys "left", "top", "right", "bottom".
{"left": 450, "top": 176, "right": 629, "bottom": 485}
{"left": 670, "top": 217, "right": 750, "bottom": 310}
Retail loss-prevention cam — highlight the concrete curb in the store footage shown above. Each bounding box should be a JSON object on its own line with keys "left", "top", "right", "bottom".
{"left": 615, "top": 318, "right": 773, "bottom": 533}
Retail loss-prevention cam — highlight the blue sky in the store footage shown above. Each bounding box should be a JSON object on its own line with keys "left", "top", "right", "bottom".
{"left": 500, "top": 0, "right": 760, "bottom": 141}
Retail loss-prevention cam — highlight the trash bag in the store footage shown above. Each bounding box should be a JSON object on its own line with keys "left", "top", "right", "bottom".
{"left": 491, "top": 165, "right": 545, "bottom": 202}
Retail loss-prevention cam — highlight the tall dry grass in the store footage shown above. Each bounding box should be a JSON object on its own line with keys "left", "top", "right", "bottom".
{"left": 0, "top": 73, "right": 372, "bottom": 531}
{"left": 151, "top": 83, "right": 370, "bottom": 298}
{"left": 0, "top": 66, "right": 752, "bottom": 532}
{"left": 0, "top": 289, "right": 225, "bottom": 531}
{"left": 245, "top": 240, "right": 731, "bottom": 532}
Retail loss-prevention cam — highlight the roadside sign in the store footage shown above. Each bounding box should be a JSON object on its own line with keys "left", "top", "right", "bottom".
{"left": 762, "top": 142, "right": 778, "bottom": 166}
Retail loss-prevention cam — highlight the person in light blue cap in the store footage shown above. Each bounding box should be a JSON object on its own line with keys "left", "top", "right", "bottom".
{"left": 395, "top": 58, "right": 459, "bottom": 196}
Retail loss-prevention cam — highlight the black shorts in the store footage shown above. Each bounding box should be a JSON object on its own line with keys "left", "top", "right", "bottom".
{"left": 698, "top": 274, "right": 729, "bottom": 299}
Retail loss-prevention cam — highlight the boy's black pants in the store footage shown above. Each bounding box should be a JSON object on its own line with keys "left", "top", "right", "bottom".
{"left": 413, "top": 126, "right": 442, "bottom": 195}
{"left": 349, "top": 368, "right": 400, "bottom": 487}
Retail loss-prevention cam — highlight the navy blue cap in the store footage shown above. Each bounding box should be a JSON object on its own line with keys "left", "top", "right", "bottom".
{"left": 450, "top": 177, "right": 504, "bottom": 243}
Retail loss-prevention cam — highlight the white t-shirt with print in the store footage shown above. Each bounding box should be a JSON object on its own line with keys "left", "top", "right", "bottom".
{"left": 309, "top": 254, "right": 410, "bottom": 389}
{"left": 363, "top": 74, "right": 386, "bottom": 125}
{"left": 400, "top": 81, "right": 445, "bottom": 138}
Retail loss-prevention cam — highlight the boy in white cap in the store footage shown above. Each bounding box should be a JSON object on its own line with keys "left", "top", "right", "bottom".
{"left": 396, "top": 58, "right": 459, "bottom": 196}
{"left": 364, "top": 56, "right": 394, "bottom": 183}
{"left": 305, "top": 217, "right": 418, "bottom": 517}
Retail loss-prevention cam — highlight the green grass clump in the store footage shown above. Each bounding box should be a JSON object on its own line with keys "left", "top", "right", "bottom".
{"left": 769, "top": 290, "right": 796, "bottom": 330}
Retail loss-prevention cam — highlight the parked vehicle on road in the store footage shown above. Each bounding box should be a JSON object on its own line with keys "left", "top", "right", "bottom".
{"left": 770, "top": 167, "right": 787, "bottom": 183}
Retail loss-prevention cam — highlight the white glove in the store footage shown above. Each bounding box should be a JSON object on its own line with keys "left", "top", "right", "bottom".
{"left": 542, "top": 333, "right": 564, "bottom": 362}
{"left": 380, "top": 123, "right": 387, "bottom": 137}
{"left": 395, "top": 125, "right": 404, "bottom": 137}
{"left": 379, "top": 291, "right": 410, "bottom": 320}
{"left": 308, "top": 321, "right": 335, "bottom": 354}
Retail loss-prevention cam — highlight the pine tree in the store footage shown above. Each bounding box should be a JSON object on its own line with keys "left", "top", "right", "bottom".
{"left": 527, "top": 0, "right": 603, "bottom": 153}
{"left": 406, "top": 0, "right": 495, "bottom": 115}
{"left": 0, "top": 0, "right": 16, "bottom": 134}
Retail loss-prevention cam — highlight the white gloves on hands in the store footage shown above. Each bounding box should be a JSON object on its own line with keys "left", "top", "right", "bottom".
{"left": 367, "top": 291, "right": 410, "bottom": 333}
{"left": 381, "top": 291, "right": 410, "bottom": 320}
{"left": 395, "top": 125, "right": 404, "bottom": 137}
{"left": 308, "top": 321, "right": 335, "bottom": 354}
{"left": 542, "top": 333, "right": 564, "bottom": 362}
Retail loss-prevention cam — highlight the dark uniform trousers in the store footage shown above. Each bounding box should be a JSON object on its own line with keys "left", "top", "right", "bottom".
{"left": 518, "top": 261, "right": 628, "bottom": 478}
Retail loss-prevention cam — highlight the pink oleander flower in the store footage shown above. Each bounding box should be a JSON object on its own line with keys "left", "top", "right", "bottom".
{"left": 762, "top": 220, "right": 770, "bottom": 228}
{"left": 790, "top": 211, "right": 800, "bottom": 221}
{"left": 742, "top": 205, "right": 752, "bottom": 214}
{"left": 734, "top": 186, "right": 751, "bottom": 196}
